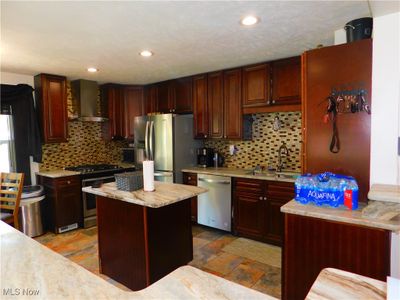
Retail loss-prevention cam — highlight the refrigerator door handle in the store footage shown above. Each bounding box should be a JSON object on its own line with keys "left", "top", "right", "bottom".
{"left": 145, "top": 121, "right": 150, "bottom": 160}
{"left": 149, "top": 121, "right": 154, "bottom": 161}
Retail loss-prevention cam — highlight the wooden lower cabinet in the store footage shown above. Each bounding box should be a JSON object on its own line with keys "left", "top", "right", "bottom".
{"left": 37, "top": 175, "right": 82, "bottom": 233}
{"left": 182, "top": 172, "right": 198, "bottom": 223}
{"left": 233, "top": 178, "right": 293, "bottom": 246}
{"left": 282, "top": 214, "right": 391, "bottom": 300}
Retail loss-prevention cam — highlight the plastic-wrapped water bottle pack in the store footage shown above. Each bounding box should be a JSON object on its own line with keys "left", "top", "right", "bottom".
{"left": 295, "top": 172, "right": 359, "bottom": 210}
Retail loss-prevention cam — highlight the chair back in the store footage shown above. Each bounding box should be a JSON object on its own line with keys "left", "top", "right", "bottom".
{"left": 0, "top": 172, "right": 25, "bottom": 221}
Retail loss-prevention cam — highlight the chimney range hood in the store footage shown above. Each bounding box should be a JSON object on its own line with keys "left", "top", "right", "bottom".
{"left": 71, "top": 79, "right": 107, "bottom": 122}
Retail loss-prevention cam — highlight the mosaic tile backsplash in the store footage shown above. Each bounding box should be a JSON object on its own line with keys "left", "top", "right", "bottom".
{"left": 205, "top": 112, "right": 302, "bottom": 172}
{"left": 39, "top": 81, "right": 126, "bottom": 171}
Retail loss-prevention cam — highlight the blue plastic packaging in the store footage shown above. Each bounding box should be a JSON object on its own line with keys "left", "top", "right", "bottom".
{"left": 295, "top": 172, "right": 358, "bottom": 209}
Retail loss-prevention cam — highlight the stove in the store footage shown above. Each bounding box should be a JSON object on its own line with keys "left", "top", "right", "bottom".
{"left": 65, "top": 164, "right": 135, "bottom": 228}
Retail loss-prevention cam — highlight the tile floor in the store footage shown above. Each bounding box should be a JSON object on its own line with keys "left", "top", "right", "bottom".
{"left": 35, "top": 225, "right": 281, "bottom": 298}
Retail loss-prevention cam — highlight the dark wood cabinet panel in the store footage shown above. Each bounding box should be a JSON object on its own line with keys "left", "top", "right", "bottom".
{"left": 302, "top": 39, "right": 372, "bottom": 202}
{"left": 144, "top": 85, "right": 157, "bottom": 115}
{"left": 37, "top": 175, "right": 81, "bottom": 233}
{"left": 223, "top": 68, "right": 242, "bottom": 139}
{"left": 233, "top": 178, "right": 293, "bottom": 245}
{"left": 242, "top": 63, "right": 271, "bottom": 107}
{"left": 271, "top": 56, "right": 301, "bottom": 105}
{"left": 282, "top": 214, "right": 390, "bottom": 300}
{"left": 174, "top": 77, "right": 193, "bottom": 114}
{"left": 208, "top": 71, "right": 224, "bottom": 139}
{"left": 182, "top": 172, "right": 198, "bottom": 223}
{"left": 34, "top": 74, "right": 68, "bottom": 143}
{"left": 156, "top": 81, "right": 174, "bottom": 113}
{"left": 101, "top": 84, "right": 125, "bottom": 140}
{"left": 193, "top": 75, "right": 209, "bottom": 139}
{"left": 124, "top": 86, "right": 144, "bottom": 140}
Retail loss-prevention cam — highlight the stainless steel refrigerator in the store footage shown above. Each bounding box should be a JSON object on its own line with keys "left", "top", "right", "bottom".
{"left": 134, "top": 114, "right": 202, "bottom": 183}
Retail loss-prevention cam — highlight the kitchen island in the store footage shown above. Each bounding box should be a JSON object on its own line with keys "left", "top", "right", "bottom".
{"left": 82, "top": 181, "right": 207, "bottom": 291}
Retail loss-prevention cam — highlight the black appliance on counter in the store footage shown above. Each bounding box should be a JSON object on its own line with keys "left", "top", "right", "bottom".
{"left": 122, "top": 148, "right": 135, "bottom": 163}
{"left": 197, "top": 148, "right": 214, "bottom": 168}
{"left": 65, "top": 164, "right": 135, "bottom": 228}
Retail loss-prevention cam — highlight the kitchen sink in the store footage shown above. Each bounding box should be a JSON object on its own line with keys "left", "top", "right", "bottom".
{"left": 245, "top": 170, "right": 300, "bottom": 180}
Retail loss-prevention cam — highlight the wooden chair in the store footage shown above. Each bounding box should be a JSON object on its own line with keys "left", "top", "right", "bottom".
{"left": 0, "top": 172, "right": 24, "bottom": 230}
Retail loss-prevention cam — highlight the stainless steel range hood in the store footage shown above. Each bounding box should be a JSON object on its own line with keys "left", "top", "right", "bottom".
{"left": 71, "top": 79, "right": 107, "bottom": 122}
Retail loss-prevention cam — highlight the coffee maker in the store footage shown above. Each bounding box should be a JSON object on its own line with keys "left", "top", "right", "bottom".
{"left": 197, "top": 148, "right": 214, "bottom": 168}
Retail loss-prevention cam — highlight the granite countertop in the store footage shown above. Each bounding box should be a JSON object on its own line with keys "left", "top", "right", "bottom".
{"left": 281, "top": 200, "right": 400, "bottom": 232}
{"left": 0, "top": 221, "right": 273, "bottom": 300}
{"left": 36, "top": 170, "right": 81, "bottom": 178}
{"left": 36, "top": 164, "right": 135, "bottom": 179}
{"left": 306, "top": 268, "right": 386, "bottom": 300}
{"left": 82, "top": 181, "right": 207, "bottom": 208}
{"left": 368, "top": 183, "right": 400, "bottom": 203}
{"left": 182, "top": 167, "right": 300, "bottom": 183}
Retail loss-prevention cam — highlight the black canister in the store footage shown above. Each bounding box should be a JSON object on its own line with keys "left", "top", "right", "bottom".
{"left": 344, "top": 17, "right": 373, "bottom": 43}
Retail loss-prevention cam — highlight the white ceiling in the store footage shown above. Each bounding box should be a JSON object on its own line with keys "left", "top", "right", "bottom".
{"left": 0, "top": 1, "right": 398, "bottom": 85}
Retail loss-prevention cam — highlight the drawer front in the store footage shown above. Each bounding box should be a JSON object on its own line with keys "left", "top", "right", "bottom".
{"left": 183, "top": 172, "right": 197, "bottom": 186}
{"left": 55, "top": 176, "right": 80, "bottom": 188}
{"left": 234, "top": 178, "right": 264, "bottom": 195}
{"left": 266, "top": 181, "right": 294, "bottom": 199}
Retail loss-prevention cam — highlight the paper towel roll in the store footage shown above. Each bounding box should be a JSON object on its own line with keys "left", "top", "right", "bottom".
{"left": 143, "top": 160, "right": 155, "bottom": 192}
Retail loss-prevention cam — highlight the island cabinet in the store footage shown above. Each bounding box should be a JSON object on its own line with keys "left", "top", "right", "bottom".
{"left": 182, "top": 172, "right": 198, "bottom": 222}
{"left": 233, "top": 178, "right": 294, "bottom": 246}
{"left": 282, "top": 213, "right": 391, "bottom": 300}
{"left": 192, "top": 74, "right": 209, "bottom": 139}
{"left": 37, "top": 175, "right": 82, "bottom": 233}
{"left": 34, "top": 73, "right": 68, "bottom": 143}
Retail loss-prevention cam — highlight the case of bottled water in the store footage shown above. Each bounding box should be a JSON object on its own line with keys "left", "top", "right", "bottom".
{"left": 294, "top": 172, "right": 358, "bottom": 210}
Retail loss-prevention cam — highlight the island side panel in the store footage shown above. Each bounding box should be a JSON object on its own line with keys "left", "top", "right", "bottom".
{"left": 147, "top": 199, "right": 193, "bottom": 284}
{"left": 282, "top": 213, "right": 391, "bottom": 300}
{"left": 97, "top": 196, "right": 148, "bottom": 291}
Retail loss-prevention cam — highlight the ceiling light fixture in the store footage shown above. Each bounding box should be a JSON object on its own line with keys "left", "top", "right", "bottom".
{"left": 140, "top": 50, "right": 153, "bottom": 57}
{"left": 87, "top": 67, "right": 98, "bottom": 73}
{"left": 241, "top": 15, "right": 259, "bottom": 26}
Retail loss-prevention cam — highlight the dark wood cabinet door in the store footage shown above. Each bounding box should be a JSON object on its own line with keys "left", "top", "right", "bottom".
{"left": 283, "top": 214, "right": 390, "bottom": 300}
{"left": 193, "top": 75, "right": 209, "bottom": 139}
{"left": 271, "top": 56, "right": 301, "bottom": 105}
{"left": 264, "top": 181, "right": 294, "bottom": 245}
{"left": 124, "top": 86, "right": 144, "bottom": 140}
{"left": 182, "top": 172, "right": 198, "bottom": 222}
{"left": 156, "top": 81, "right": 174, "bottom": 113}
{"left": 144, "top": 85, "right": 157, "bottom": 114}
{"left": 233, "top": 178, "right": 265, "bottom": 240}
{"left": 223, "top": 68, "right": 242, "bottom": 139}
{"left": 242, "top": 63, "right": 271, "bottom": 107}
{"left": 34, "top": 74, "right": 68, "bottom": 143}
{"left": 101, "top": 85, "right": 125, "bottom": 140}
{"left": 56, "top": 178, "right": 81, "bottom": 229}
{"left": 174, "top": 77, "right": 193, "bottom": 114}
{"left": 207, "top": 71, "right": 224, "bottom": 139}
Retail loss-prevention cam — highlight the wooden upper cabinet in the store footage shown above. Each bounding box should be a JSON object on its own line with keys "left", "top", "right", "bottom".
{"left": 101, "top": 84, "right": 125, "bottom": 140}
{"left": 156, "top": 81, "right": 174, "bottom": 113}
{"left": 192, "top": 74, "right": 209, "bottom": 139}
{"left": 207, "top": 71, "right": 224, "bottom": 139}
{"left": 144, "top": 85, "right": 157, "bottom": 114}
{"left": 174, "top": 76, "right": 193, "bottom": 114}
{"left": 34, "top": 74, "right": 68, "bottom": 143}
{"left": 271, "top": 56, "right": 301, "bottom": 105}
{"left": 223, "top": 68, "right": 242, "bottom": 139}
{"left": 242, "top": 63, "right": 271, "bottom": 107}
{"left": 123, "top": 86, "right": 144, "bottom": 140}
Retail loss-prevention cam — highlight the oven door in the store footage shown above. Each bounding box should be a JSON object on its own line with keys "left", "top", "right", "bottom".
{"left": 81, "top": 175, "right": 115, "bottom": 227}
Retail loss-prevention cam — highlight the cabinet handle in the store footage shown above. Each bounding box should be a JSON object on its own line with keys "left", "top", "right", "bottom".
{"left": 272, "top": 100, "right": 276, "bottom": 104}
{"left": 204, "top": 134, "right": 208, "bottom": 138}
{"left": 264, "top": 197, "right": 267, "bottom": 201}
{"left": 188, "top": 176, "right": 191, "bottom": 180}
{"left": 67, "top": 180, "right": 71, "bottom": 184}
{"left": 259, "top": 196, "right": 263, "bottom": 200}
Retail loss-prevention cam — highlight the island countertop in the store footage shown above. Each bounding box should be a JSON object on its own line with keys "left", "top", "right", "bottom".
{"left": 82, "top": 181, "right": 207, "bottom": 208}
{"left": 281, "top": 200, "right": 400, "bottom": 232}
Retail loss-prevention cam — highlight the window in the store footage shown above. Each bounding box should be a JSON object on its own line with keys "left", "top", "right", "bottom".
{"left": 0, "top": 111, "right": 16, "bottom": 173}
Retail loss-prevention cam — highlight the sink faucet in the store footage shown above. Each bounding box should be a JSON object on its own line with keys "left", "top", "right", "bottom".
{"left": 277, "top": 142, "right": 289, "bottom": 172}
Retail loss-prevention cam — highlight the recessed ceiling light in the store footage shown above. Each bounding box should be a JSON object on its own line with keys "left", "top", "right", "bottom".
{"left": 87, "top": 67, "right": 98, "bottom": 73}
{"left": 241, "top": 15, "right": 259, "bottom": 26}
{"left": 140, "top": 50, "right": 153, "bottom": 57}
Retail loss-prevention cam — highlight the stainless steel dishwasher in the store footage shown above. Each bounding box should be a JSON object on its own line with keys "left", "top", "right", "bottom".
{"left": 197, "top": 174, "right": 231, "bottom": 231}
